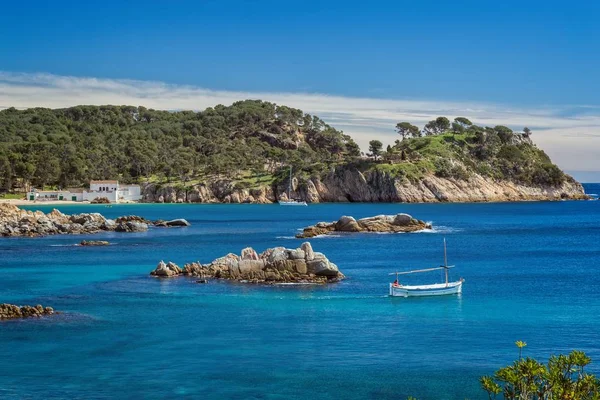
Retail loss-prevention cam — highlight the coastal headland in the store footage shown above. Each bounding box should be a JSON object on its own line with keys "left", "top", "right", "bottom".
{"left": 0, "top": 103, "right": 587, "bottom": 205}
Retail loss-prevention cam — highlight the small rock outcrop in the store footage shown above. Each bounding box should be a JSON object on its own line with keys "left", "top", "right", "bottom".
{"left": 297, "top": 213, "right": 431, "bottom": 238}
{"left": 153, "top": 219, "right": 191, "bottom": 227}
{"left": 0, "top": 304, "right": 55, "bottom": 320}
{"left": 150, "top": 242, "right": 344, "bottom": 284}
{"left": 150, "top": 261, "right": 183, "bottom": 277}
{"left": 80, "top": 240, "right": 110, "bottom": 246}
{"left": 90, "top": 197, "right": 111, "bottom": 204}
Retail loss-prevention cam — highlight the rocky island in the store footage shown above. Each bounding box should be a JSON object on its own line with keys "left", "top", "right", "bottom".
{"left": 0, "top": 204, "right": 190, "bottom": 237}
{"left": 0, "top": 204, "right": 148, "bottom": 237}
{"left": 150, "top": 242, "right": 344, "bottom": 283}
{"left": 297, "top": 213, "right": 431, "bottom": 238}
{"left": 0, "top": 102, "right": 587, "bottom": 204}
{"left": 0, "top": 304, "right": 55, "bottom": 321}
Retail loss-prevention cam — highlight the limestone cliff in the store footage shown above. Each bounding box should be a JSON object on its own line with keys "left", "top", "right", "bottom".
{"left": 142, "top": 167, "right": 586, "bottom": 204}
{"left": 141, "top": 128, "right": 588, "bottom": 204}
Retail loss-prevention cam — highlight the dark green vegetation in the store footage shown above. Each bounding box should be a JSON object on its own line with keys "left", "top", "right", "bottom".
{"left": 0, "top": 103, "right": 571, "bottom": 194}
{"left": 379, "top": 117, "right": 569, "bottom": 186}
{"left": 407, "top": 344, "right": 600, "bottom": 400}
{"left": 0, "top": 101, "right": 359, "bottom": 191}
{"left": 480, "top": 344, "right": 600, "bottom": 400}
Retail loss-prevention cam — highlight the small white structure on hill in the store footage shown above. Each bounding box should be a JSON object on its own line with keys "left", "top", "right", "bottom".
{"left": 27, "top": 180, "right": 142, "bottom": 203}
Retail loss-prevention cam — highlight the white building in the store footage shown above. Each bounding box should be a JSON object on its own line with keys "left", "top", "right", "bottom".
{"left": 26, "top": 189, "right": 76, "bottom": 202}
{"left": 27, "top": 181, "right": 142, "bottom": 203}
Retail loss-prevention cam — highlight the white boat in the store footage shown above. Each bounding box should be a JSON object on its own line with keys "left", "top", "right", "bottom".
{"left": 279, "top": 166, "right": 307, "bottom": 206}
{"left": 389, "top": 239, "right": 464, "bottom": 297}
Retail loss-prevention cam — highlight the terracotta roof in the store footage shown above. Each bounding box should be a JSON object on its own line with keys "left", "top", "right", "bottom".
{"left": 90, "top": 180, "right": 118, "bottom": 184}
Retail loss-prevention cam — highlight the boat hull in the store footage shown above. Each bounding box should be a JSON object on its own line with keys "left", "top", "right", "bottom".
{"left": 389, "top": 281, "right": 463, "bottom": 297}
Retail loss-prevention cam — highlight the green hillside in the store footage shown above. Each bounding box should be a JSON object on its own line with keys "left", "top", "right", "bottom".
{"left": 0, "top": 101, "right": 359, "bottom": 191}
{"left": 365, "top": 119, "right": 569, "bottom": 187}
{"left": 0, "top": 104, "right": 573, "bottom": 194}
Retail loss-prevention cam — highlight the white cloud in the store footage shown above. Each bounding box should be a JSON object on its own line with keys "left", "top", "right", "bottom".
{"left": 1, "top": 71, "right": 599, "bottom": 175}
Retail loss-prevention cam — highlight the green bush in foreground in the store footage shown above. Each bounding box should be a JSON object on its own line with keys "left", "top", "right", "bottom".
{"left": 481, "top": 342, "right": 600, "bottom": 400}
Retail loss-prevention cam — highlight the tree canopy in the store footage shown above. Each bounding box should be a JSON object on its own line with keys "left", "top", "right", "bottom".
{"left": 0, "top": 101, "right": 360, "bottom": 191}
{"left": 395, "top": 122, "right": 420, "bottom": 140}
{"left": 368, "top": 140, "right": 383, "bottom": 160}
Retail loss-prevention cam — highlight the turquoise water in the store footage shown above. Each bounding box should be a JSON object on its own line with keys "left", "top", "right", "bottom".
{"left": 2, "top": 185, "right": 600, "bottom": 399}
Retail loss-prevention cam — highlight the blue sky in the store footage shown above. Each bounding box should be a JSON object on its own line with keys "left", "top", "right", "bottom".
{"left": 1, "top": 0, "right": 599, "bottom": 178}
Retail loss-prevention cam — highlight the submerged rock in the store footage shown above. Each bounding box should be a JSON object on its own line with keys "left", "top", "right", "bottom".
{"left": 80, "top": 240, "right": 110, "bottom": 246}
{"left": 296, "top": 213, "right": 431, "bottom": 238}
{"left": 0, "top": 303, "right": 55, "bottom": 320}
{"left": 150, "top": 242, "right": 344, "bottom": 284}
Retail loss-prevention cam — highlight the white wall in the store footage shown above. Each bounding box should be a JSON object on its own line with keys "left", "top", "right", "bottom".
{"left": 117, "top": 185, "right": 142, "bottom": 202}
{"left": 89, "top": 182, "right": 118, "bottom": 192}
{"left": 26, "top": 190, "right": 80, "bottom": 201}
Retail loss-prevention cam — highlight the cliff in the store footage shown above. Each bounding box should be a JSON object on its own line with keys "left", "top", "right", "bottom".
{"left": 142, "top": 127, "right": 587, "bottom": 203}
{"left": 142, "top": 167, "right": 586, "bottom": 204}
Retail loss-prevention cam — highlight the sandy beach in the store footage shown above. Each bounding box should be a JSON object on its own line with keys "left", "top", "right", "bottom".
{"left": 0, "top": 199, "right": 139, "bottom": 206}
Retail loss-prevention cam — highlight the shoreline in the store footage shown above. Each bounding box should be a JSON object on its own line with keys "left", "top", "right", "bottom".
{"left": 0, "top": 199, "right": 139, "bottom": 206}
{"left": 1, "top": 198, "right": 595, "bottom": 208}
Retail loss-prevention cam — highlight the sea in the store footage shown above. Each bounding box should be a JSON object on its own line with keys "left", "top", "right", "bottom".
{"left": 1, "top": 184, "right": 600, "bottom": 400}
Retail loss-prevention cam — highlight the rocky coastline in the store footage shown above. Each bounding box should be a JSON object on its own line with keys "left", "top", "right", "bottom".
{"left": 297, "top": 213, "right": 431, "bottom": 238}
{"left": 0, "top": 204, "right": 190, "bottom": 237}
{"left": 0, "top": 304, "right": 55, "bottom": 321}
{"left": 141, "top": 167, "right": 588, "bottom": 204}
{"left": 150, "top": 242, "right": 344, "bottom": 284}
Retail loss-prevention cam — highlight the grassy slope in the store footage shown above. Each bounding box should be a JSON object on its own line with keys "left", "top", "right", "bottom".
{"left": 151, "top": 131, "right": 571, "bottom": 192}
{"left": 365, "top": 132, "right": 569, "bottom": 187}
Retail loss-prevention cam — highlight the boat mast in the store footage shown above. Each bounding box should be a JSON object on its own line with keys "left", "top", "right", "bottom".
{"left": 444, "top": 238, "right": 449, "bottom": 287}
{"left": 288, "top": 166, "right": 292, "bottom": 199}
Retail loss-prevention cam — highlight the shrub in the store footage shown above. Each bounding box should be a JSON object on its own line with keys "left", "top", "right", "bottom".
{"left": 531, "top": 163, "right": 565, "bottom": 186}
{"left": 481, "top": 348, "right": 600, "bottom": 400}
{"left": 433, "top": 158, "right": 470, "bottom": 180}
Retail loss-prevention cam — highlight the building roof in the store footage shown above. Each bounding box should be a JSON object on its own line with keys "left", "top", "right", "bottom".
{"left": 65, "top": 187, "right": 85, "bottom": 193}
{"left": 90, "top": 180, "right": 118, "bottom": 184}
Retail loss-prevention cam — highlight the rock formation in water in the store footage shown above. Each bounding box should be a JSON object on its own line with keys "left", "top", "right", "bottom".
{"left": 153, "top": 219, "right": 191, "bottom": 227}
{"left": 0, "top": 304, "right": 55, "bottom": 320}
{"left": 113, "top": 215, "right": 149, "bottom": 232}
{"left": 0, "top": 205, "right": 191, "bottom": 237}
{"left": 80, "top": 240, "right": 110, "bottom": 246}
{"left": 297, "top": 213, "right": 431, "bottom": 238}
{"left": 150, "top": 242, "right": 344, "bottom": 283}
{"left": 0, "top": 204, "right": 150, "bottom": 237}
